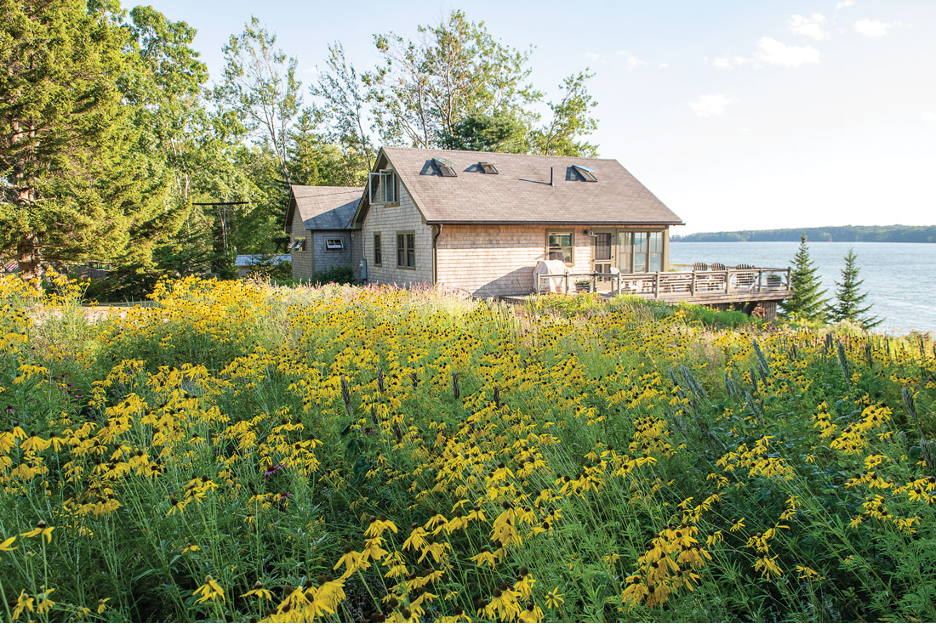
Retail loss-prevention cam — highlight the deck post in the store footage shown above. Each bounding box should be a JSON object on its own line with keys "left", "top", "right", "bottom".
{"left": 726, "top": 270, "right": 731, "bottom": 295}
{"left": 757, "top": 269, "right": 763, "bottom": 293}
{"left": 654, "top": 272, "right": 660, "bottom": 298}
{"left": 691, "top": 271, "right": 696, "bottom": 296}
{"left": 564, "top": 273, "right": 570, "bottom": 294}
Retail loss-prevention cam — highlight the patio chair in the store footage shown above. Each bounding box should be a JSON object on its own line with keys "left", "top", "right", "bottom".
{"left": 702, "top": 262, "right": 727, "bottom": 292}
{"left": 693, "top": 262, "right": 708, "bottom": 271}
{"left": 736, "top": 263, "right": 756, "bottom": 290}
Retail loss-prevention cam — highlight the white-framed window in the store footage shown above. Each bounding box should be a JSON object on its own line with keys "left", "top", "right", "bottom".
{"left": 325, "top": 238, "right": 344, "bottom": 251}
{"left": 546, "top": 231, "right": 574, "bottom": 265}
{"left": 369, "top": 170, "right": 397, "bottom": 205}
{"left": 290, "top": 238, "right": 306, "bottom": 251}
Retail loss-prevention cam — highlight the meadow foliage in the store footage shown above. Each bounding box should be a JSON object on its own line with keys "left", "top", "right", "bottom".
{"left": 1, "top": 274, "right": 935, "bottom": 622}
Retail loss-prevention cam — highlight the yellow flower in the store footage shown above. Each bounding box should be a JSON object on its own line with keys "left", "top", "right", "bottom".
{"left": 0, "top": 535, "right": 16, "bottom": 553}
{"left": 20, "top": 522, "right": 54, "bottom": 544}
{"left": 13, "top": 590, "right": 34, "bottom": 620}
{"left": 545, "top": 586, "right": 564, "bottom": 609}
{"left": 97, "top": 598, "right": 111, "bottom": 614}
{"left": 193, "top": 576, "right": 225, "bottom": 604}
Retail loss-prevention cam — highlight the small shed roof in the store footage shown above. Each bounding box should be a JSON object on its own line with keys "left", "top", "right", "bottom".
{"left": 374, "top": 148, "right": 683, "bottom": 226}
{"left": 287, "top": 186, "right": 363, "bottom": 231}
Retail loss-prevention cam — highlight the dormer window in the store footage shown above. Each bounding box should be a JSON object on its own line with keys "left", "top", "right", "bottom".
{"left": 369, "top": 170, "right": 397, "bottom": 205}
{"left": 572, "top": 165, "right": 598, "bottom": 182}
{"left": 432, "top": 158, "right": 458, "bottom": 177}
{"left": 478, "top": 161, "right": 498, "bottom": 174}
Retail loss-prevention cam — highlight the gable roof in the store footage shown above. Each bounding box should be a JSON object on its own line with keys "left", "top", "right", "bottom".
{"left": 376, "top": 147, "right": 683, "bottom": 226}
{"left": 287, "top": 185, "right": 363, "bottom": 231}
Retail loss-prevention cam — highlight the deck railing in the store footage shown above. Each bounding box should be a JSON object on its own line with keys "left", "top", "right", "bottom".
{"left": 535, "top": 267, "right": 792, "bottom": 298}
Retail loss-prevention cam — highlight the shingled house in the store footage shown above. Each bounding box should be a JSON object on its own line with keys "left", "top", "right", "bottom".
{"left": 284, "top": 186, "right": 363, "bottom": 281}
{"left": 287, "top": 147, "right": 684, "bottom": 296}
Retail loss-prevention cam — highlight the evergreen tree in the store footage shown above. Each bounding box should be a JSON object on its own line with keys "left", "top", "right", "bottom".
{"left": 781, "top": 234, "right": 829, "bottom": 321}
{"left": 829, "top": 248, "right": 881, "bottom": 329}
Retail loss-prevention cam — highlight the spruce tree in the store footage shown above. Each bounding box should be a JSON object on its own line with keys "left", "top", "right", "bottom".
{"left": 829, "top": 248, "right": 881, "bottom": 329}
{"left": 781, "top": 234, "right": 829, "bottom": 321}
{"left": 0, "top": 0, "right": 180, "bottom": 280}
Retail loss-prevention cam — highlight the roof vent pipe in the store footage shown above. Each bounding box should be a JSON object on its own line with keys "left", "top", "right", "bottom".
{"left": 550, "top": 167, "right": 554, "bottom": 186}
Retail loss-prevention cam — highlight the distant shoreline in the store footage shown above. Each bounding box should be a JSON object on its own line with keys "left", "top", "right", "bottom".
{"left": 672, "top": 225, "right": 936, "bottom": 244}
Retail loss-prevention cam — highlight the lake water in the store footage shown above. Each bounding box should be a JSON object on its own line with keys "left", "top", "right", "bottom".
{"left": 669, "top": 241, "right": 936, "bottom": 335}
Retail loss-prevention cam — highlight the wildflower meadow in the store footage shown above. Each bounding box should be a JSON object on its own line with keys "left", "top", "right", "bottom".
{"left": 1, "top": 274, "right": 935, "bottom": 622}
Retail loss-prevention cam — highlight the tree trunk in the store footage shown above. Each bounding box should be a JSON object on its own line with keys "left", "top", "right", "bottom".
{"left": 17, "top": 233, "right": 42, "bottom": 284}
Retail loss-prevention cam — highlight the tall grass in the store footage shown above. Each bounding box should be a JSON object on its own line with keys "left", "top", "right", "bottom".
{"left": 1, "top": 274, "right": 934, "bottom": 622}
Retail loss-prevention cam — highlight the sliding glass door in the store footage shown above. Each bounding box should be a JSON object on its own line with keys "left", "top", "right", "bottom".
{"left": 616, "top": 231, "right": 664, "bottom": 274}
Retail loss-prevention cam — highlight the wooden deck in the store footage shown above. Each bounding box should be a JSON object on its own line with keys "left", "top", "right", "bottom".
{"left": 503, "top": 266, "right": 793, "bottom": 319}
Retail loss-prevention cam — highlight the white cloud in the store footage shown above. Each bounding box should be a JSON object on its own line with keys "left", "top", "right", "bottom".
{"left": 616, "top": 50, "right": 647, "bottom": 70}
{"left": 658, "top": 62, "right": 671, "bottom": 69}
{"left": 706, "top": 55, "right": 749, "bottom": 70}
{"left": 304, "top": 66, "right": 320, "bottom": 75}
{"left": 754, "top": 37, "right": 821, "bottom": 67}
{"left": 790, "top": 14, "right": 831, "bottom": 40}
{"left": 706, "top": 38, "right": 820, "bottom": 70}
{"left": 584, "top": 52, "right": 603, "bottom": 63}
{"left": 689, "top": 94, "right": 737, "bottom": 118}
{"left": 853, "top": 19, "right": 902, "bottom": 37}
{"left": 836, "top": 0, "right": 856, "bottom": 9}
{"left": 923, "top": 112, "right": 936, "bottom": 122}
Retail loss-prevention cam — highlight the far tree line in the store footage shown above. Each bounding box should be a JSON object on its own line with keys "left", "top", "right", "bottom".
{"left": 673, "top": 225, "right": 936, "bottom": 244}
{"left": 0, "top": 1, "right": 600, "bottom": 296}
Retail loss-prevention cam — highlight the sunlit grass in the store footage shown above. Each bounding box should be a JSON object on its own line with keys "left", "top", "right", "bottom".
{"left": 1, "top": 274, "right": 934, "bottom": 622}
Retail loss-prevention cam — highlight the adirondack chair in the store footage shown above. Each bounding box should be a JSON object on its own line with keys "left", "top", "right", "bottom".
{"left": 702, "top": 262, "right": 727, "bottom": 291}
{"left": 735, "top": 263, "right": 756, "bottom": 290}
{"left": 693, "top": 262, "right": 709, "bottom": 271}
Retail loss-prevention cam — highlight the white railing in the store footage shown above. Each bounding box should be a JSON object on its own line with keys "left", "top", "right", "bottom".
{"left": 535, "top": 267, "right": 792, "bottom": 298}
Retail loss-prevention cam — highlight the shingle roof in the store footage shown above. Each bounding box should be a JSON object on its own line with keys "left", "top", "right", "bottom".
{"left": 381, "top": 148, "right": 683, "bottom": 225}
{"left": 289, "top": 186, "right": 363, "bottom": 230}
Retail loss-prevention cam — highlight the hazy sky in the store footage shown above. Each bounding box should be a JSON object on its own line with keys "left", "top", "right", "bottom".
{"left": 143, "top": 0, "right": 935, "bottom": 234}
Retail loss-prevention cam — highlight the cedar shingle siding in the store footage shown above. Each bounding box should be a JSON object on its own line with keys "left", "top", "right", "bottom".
{"left": 436, "top": 225, "right": 670, "bottom": 297}
{"left": 361, "top": 183, "right": 432, "bottom": 287}
{"left": 287, "top": 148, "right": 682, "bottom": 296}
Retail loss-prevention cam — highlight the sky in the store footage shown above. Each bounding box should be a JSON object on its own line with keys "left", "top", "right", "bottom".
{"left": 143, "top": 0, "right": 936, "bottom": 234}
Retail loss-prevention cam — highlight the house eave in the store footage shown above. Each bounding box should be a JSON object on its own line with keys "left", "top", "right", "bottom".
{"left": 424, "top": 220, "right": 686, "bottom": 227}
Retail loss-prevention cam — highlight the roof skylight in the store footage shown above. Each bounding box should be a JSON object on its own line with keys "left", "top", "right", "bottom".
{"left": 432, "top": 158, "right": 458, "bottom": 177}
{"left": 478, "top": 162, "right": 498, "bottom": 174}
{"left": 572, "top": 165, "right": 598, "bottom": 182}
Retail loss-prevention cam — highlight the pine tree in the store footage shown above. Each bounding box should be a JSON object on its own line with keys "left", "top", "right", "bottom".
{"left": 781, "top": 234, "right": 829, "bottom": 321}
{"left": 0, "top": 0, "right": 182, "bottom": 281}
{"left": 829, "top": 248, "right": 881, "bottom": 329}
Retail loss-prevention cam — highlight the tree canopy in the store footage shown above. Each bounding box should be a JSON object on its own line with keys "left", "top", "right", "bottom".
{"left": 1, "top": 4, "right": 601, "bottom": 292}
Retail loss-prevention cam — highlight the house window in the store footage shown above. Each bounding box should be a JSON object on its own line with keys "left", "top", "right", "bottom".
{"left": 325, "top": 238, "right": 344, "bottom": 251}
{"left": 374, "top": 233, "right": 382, "bottom": 266}
{"left": 618, "top": 231, "right": 664, "bottom": 273}
{"left": 290, "top": 237, "right": 306, "bottom": 251}
{"left": 397, "top": 231, "right": 415, "bottom": 268}
{"left": 369, "top": 170, "right": 397, "bottom": 205}
{"left": 478, "top": 161, "right": 498, "bottom": 174}
{"left": 547, "top": 231, "right": 574, "bottom": 265}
